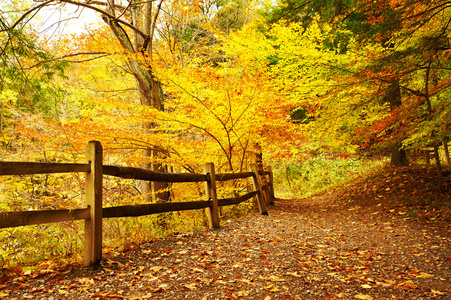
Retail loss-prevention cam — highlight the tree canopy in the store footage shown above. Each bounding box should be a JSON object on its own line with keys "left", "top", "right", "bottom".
{"left": 2, "top": 0, "right": 451, "bottom": 176}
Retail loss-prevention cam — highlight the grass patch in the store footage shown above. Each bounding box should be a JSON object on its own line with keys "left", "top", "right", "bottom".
{"left": 272, "top": 155, "right": 388, "bottom": 199}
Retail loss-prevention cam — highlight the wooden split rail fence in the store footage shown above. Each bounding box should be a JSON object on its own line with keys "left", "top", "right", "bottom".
{"left": 0, "top": 141, "right": 275, "bottom": 266}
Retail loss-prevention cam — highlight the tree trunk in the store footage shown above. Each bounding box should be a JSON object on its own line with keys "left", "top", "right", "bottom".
{"left": 141, "top": 147, "right": 153, "bottom": 202}
{"left": 443, "top": 137, "right": 450, "bottom": 165}
{"left": 0, "top": 102, "right": 3, "bottom": 134}
{"left": 391, "top": 142, "right": 408, "bottom": 167}
{"left": 385, "top": 79, "right": 409, "bottom": 166}
{"left": 433, "top": 144, "right": 444, "bottom": 190}
{"left": 103, "top": 13, "right": 170, "bottom": 202}
{"left": 424, "top": 150, "right": 431, "bottom": 166}
{"left": 152, "top": 148, "right": 171, "bottom": 203}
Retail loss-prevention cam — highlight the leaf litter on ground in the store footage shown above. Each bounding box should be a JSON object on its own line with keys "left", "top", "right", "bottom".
{"left": 1, "top": 166, "right": 450, "bottom": 299}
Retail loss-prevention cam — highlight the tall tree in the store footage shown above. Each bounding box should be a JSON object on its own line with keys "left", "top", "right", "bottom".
{"left": 3, "top": 0, "right": 175, "bottom": 201}
{"left": 262, "top": 0, "right": 451, "bottom": 167}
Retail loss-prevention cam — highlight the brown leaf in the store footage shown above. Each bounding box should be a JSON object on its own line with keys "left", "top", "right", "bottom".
{"left": 287, "top": 272, "right": 303, "bottom": 278}
{"left": 264, "top": 284, "right": 280, "bottom": 292}
{"left": 354, "top": 295, "right": 373, "bottom": 300}
{"left": 260, "top": 275, "right": 285, "bottom": 282}
{"left": 236, "top": 290, "right": 250, "bottom": 296}
{"left": 238, "top": 278, "right": 256, "bottom": 286}
{"left": 415, "top": 272, "right": 434, "bottom": 278}
{"left": 78, "top": 277, "right": 95, "bottom": 285}
{"left": 431, "top": 289, "right": 446, "bottom": 295}
{"left": 183, "top": 283, "right": 197, "bottom": 290}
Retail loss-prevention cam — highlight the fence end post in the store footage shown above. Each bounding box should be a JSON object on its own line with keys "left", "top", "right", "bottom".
{"left": 250, "top": 163, "right": 269, "bottom": 215}
{"left": 84, "top": 141, "right": 103, "bottom": 267}
{"left": 204, "top": 163, "right": 220, "bottom": 229}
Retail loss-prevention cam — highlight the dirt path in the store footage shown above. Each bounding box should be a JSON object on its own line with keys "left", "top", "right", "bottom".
{"left": 2, "top": 194, "right": 451, "bottom": 300}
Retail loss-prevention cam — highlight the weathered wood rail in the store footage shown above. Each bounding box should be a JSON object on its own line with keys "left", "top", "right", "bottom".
{"left": 0, "top": 141, "right": 274, "bottom": 266}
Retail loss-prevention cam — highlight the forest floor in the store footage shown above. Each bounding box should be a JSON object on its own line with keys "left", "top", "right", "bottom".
{"left": 1, "top": 165, "right": 451, "bottom": 299}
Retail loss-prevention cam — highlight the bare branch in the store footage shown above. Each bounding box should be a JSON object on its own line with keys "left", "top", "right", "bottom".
{"left": 25, "top": 51, "right": 110, "bottom": 69}
{"left": 1, "top": 0, "right": 55, "bottom": 32}
{"left": 48, "top": 0, "right": 149, "bottom": 39}
{"left": 83, "top": 0, "right": 126, "bottom": 10}
{"left": 145, "top": 0, "right": 163, "bottom": 53}
{"left": 60, "top": 51, "right": 108, "bottom": 58}
{"left": 58, "top": 54, "right": 110, "bottom": 63}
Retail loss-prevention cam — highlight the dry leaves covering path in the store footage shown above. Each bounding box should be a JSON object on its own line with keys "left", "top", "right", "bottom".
{"left": 2, "top": 173, "right": 451, "bottom": 300}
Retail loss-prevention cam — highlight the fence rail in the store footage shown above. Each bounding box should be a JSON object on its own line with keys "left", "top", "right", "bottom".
{"left": 0, "top": 141, "right": 274, "bottom": 266}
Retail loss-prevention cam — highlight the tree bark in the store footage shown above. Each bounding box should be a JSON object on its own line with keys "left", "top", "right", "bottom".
{"left": 0, "top": 102, "right": 3, "bottom": 134}
{"left": 391, "top": 142, "right": 408, "bottom": 167}
{"left": 102, "top": 5, "right": 170, "bottom": 202}
{"left": 433, "top": 144, "right": 444, "bottom": 189}
{"left": 385, "top": 79, "right": 409, "bottom": 166}
{"left": 424, "top": 150, "right": 431, "bottom": 166}
{"left": 443, "top": 137, "right": 450, "bottom": 165}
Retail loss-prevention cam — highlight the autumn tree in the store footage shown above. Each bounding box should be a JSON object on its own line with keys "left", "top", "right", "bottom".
{"left": 262, "top": 0, "right": 451, "bottom": 169}
{"left": 0, "top": 5, "right": 70, "bottom": 156}
{"left": 2, "top": 0, "right": 215, "bottom": 201}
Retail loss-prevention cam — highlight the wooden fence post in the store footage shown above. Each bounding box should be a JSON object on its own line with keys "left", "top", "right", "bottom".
{"left": 255, "top": 164, "right": 270, "bottom": 206}
{"left": 84, "top": 141, "right": 103, "bottom": 267}
{"left": 204, "top": 163, "right": 220, "bottom": 229}
{"left": 265, "top": 166, "right": 275, "bottom": 204}
{"left": 261, "top": 166, "right": 271, "bottom": 205}
{"left": 250, "top": 163, "right": 269, "bottom": 215}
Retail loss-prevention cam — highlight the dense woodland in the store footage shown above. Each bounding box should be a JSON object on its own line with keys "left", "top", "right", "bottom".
{"left": 1, "top": 0, "right": 451, "bottom": 267}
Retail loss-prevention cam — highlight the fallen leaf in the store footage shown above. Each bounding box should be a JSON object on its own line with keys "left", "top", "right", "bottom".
{"left": 236, "top": 290, "right": 250, "bottom": 296}
{"left": 264, "top": 284, "right": 280, "bottom": 292}
{"left": 189, "top": 268, "right": 204, "bottom": 274}
{"left": 354, "top": 295, "right": 373, "bottom": 300}
{"left": 91, "top": 293, "right": 107, "bottom": 297}
{"left": 431, "top": 289, "right": 445, "bottom": 295}
{"left": 287, "top": 272, "right": 303, "bottom": 278}
{"left": 0, "top": 292, "right": 9, "bottom": 298}
{"left": 415, "top": 272, "right": 434, "bottom": 278}
{"left": 78, "top": 277, "right": 95, "bottom": 285}
{"left": 238, "top": 278, "right": 256, "bottom": 286}
{"left": 149, "top": 266, "right": 163, "bottom": 273}
{"left": 398, "top": 280, "right": 418, "bottom": 289}
{"left": 104, "top": 293, "right": 123, "bottom": 299}
{"left": 361, "top": 284, "right": 372, "bottom": 289}
{"left": 260, "top": 275, "right": 285, "bottom": 282}
{"left": 183, "top": 283, "right": 197, "bottom": 290}
{"left": 150, "top": 286, "right": 167, "bottom": 293}
{"left": 107, "top": 259, "right": 125, "bottom": 267}
{"left": 103, "top": 268, "right": 114, "bottom": 273}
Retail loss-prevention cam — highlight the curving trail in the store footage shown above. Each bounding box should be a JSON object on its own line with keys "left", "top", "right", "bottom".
{"left": 2, "top": 194, "right": 451, "bottom": 300}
